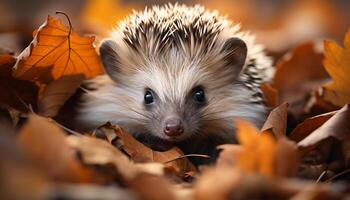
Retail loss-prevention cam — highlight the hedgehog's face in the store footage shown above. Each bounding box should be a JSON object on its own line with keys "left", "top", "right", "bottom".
{"left": 99, "top": 37, "right": 248, "bottom": 143}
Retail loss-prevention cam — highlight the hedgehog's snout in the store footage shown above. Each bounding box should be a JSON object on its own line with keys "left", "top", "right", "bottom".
{"left": 163, "top": 116, "right": 184, "bottom": 137}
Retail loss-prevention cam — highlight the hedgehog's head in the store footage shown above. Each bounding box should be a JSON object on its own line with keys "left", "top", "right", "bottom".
{"left": 99, "top": 36, "right": 249, "bottom": 143}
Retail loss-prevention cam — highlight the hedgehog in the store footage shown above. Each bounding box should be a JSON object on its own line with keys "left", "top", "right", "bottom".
{"left": 77, "top": 4, "right": 274, "bottom": 163}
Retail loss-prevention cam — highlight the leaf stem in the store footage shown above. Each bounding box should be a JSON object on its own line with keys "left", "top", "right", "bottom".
{"left": 55, "top": 11, "right": 72, "bottom": 50}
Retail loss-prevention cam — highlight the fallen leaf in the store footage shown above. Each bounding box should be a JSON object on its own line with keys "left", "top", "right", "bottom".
{"left": 298, "top": 104, "right": 350, "bottom": 161}
{"left": 194, "top": 167, "right": 242, "bottom": 200}
{"left": 38, "top": 75, "right": 84, "bottom": 117}
{"left": 16, "top": 114, "right": 94, "bottom": 182}
{"left": 275, "top": 138, "right": 299, "bottom": 177}
{"left": 321, "top": 30, "right": 350, "bottom": 107}
{"left": 0, "top": 133, "right": 50, "bottom": 200}
{"left": 66, "top": 135, "right": 138, "bottom": 182}
{"left": 235, "top": 120, "right": 277, "bottom": 177}
{"left": 218, "top": 120, "right": 298, "bottom": 178}
{"left": 128, "top": 173, "right": 176, "bottom": 200}
{"left": 261, "top": 102, "right": 288, "bottom": 138}
{"left": 272, "top": 42, "right": 329, "bottom": 117}
{"left": 66, "top": 135, "right": 164, "bottom": 182}
{"left": 96, "top": 123, "right": 196, "bottom": 175}
{"left": 216, "top": 144, "right": 242, "bottom": 167}
{"left": 0, "top": 53, "right": 38, "bottom": 111}
{"left": 13, "top": 15, "right": 103, "bottom": 84}
{"left": 261, "top": 83, "right": 279, "bottom": 108}
{"left": 289, "top": 111, "right": 336, "bottom": 142}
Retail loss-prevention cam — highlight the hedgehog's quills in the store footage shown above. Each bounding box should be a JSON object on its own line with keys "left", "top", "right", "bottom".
{"left": 77, "top": 4, "right": 274, "bottom": 165}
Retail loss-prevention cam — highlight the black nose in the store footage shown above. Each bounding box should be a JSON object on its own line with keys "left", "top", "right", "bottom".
{"left": 164, "top": 118, "right": 184, "bottom": 137}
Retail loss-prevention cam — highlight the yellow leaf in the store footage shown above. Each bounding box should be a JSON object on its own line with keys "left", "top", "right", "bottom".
{"left": 13, "top": 15, "right": 104, "bottom": 84}
{"left": 322, "top": 30, "right": 350, "bottom": 106}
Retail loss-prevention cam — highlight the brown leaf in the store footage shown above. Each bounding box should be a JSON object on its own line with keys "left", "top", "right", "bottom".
{"left": 128, "top": 173, "right": 176, "bottom": 200}
{"left": 66, "top": 135, "right": 165, "bottom": 182}
{"left": 321, "top": 30, "right": 350, "bottom": 107}
{"left": 261, "top": 102, "right": 288, "bottom": 138}
{"left": 289, "top": 111, "right": 335, "bottom": 142}
{"left": 0, "top": 134, "right": 49, "bottom": 200}
{"left": 298, "top": 104, "right": 350, "bottom": 164}
{"left": 16, "top": 114, "right": 94, "bottom": 182}
{"left": 96, "top": 124, "right": 196, "bottom": 174}
{"left": 275, "top": 138, "right": 299, "bottom": 177}
{"left": 272, "top": 42, "right": 329, "bottom": 117}
{"left": 13, "top": 15, "right": 104, "bottom": 84}
{"left": 38, "top": 75, "right": 84, "bottom": 117}
{"left": 0, "top": 54, "right": 38, "bottom": 111}
{"left": 261, "top": 83, "right": 279, "bottom": 108}
{"left": 66, "top": 135, "right": 139, "bottom": 181}
{"left": 194, "top": 167, "right": 242, "bottom": 200}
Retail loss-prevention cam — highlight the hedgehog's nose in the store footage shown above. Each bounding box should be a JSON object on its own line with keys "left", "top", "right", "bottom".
{"left": 164, "top": 118, "right": 184, "bottom": 137}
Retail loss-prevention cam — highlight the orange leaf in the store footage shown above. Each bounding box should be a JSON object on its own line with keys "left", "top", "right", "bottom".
{"left": 13, "top": 15, "right": 104, "bottom": 83}
{"left": 235, "top": 120, "right": 277, "bottom": 177}
{"left": 321, "top": 30, "right": 350, "bottom": 106}
{"left": 219, "top": 120, "right": 298, "bottom": 178}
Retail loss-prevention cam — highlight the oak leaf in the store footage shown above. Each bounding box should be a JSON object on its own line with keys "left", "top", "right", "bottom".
{"left": 321, "top": 30, "right": 350, "bottom": 107}
{"left": 13, "top": 15, "right": 104, "bottom": 84}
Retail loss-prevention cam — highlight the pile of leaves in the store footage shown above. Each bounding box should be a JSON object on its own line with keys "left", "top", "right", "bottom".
{"left": 0, "top": 13, "right": 349, "bottom": 200}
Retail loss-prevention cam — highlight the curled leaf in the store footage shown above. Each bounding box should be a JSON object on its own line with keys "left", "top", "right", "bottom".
{"left": 13, "top": 15, "right": 103, "bottom": 84}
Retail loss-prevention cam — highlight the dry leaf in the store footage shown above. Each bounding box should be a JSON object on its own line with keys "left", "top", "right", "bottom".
{"left": 0, "top": 53, "right": 38, "bottom": 111}
{"left": 289, "top": 111, "right": 335, "bottom": 142}
{"left": 66, "top": 135, "right": 138, "bottom": 181}
{"left": 261, "top": 102, "right": 288, "bottom": 138}
{"left": 261, "top": 83, "right": 279, "bottom": 108}
{"left": 0, "top": 134, "right": 50, "bottom": 200}
{"left": 66, "top": 135, "right": 165, "bottom": 182}
{"left": 13, "top": 15, "right": 103, "bottom": 84}
{"left": 16, "top": 114, "right": 94, "bottom": 182}
{"left": 275, "top": 138, "right": 299, "bottom": 177}
{"left": 96, "top": 124, "right": 196, "bottom": 174}
{"left": 128, "top": 173, "right": 176, "bottom": 200}
{"left": 38, "top": 75, "right": 84, "bottom": 117}
{"left": 235, "top": 120, "right": 277, "bottom": 177}
{"left": 194, "top": 167, "right": 242, "bottom": 200}
{"left": 272, "top": 42, "right": 329, "bottom": 117}
{"left": 218, "top": 120, "right": 298, "bottom": 178}
{"left": 321, "top": 30, "right": 350, "bottom": 107}
{"left": 298, "top": 104, "right": 350, "bottom": 159}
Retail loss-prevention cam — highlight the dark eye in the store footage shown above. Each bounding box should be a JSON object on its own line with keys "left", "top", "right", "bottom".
{"left": 144, "top": 90, "right": 154, "bottom": 104}
{"left": 193, "top": 88, "right": 205, "bottom": 102}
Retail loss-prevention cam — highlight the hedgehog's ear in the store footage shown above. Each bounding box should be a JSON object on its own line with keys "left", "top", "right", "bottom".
{"left": 222, "top": 37, "right": 247, "bottom": 76}
{"left": 99, "top": 39, "right": 121, "bottom": 81}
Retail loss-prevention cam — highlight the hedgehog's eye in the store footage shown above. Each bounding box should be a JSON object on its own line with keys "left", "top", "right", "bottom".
{"left": 144, "top": 90, "right": 154, "bottom": 104}
{"left": 193, "top": 87, "right": 205, "bottom": 103}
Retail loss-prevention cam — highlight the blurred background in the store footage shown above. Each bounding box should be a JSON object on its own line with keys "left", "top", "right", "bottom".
{"left": 0, "top": 0, "right": 349, "bottom": 61}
